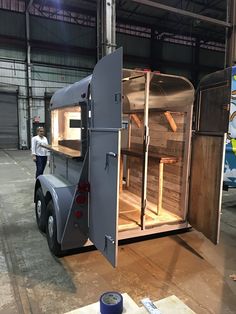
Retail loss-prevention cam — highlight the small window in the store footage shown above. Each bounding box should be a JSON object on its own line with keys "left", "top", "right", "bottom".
{"left": 70, "top": 119, "right": 81, "bottom": 128}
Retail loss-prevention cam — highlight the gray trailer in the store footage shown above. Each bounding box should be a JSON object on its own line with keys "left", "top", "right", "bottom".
{"left": 34, "top": 48, "right": 231, "bottom": 267}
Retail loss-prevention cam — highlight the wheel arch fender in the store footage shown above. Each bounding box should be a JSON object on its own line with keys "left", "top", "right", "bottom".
{"left": 34, "top": 175, "right": 75, "bottom": 244}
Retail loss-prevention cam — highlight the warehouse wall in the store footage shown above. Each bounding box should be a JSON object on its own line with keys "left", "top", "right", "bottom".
{"left": 0, "top": 47, "right": 92, "bottom": 148}
{"left": 0, "top": 11, "right": 95, "bottom": 148}
{"left": 0, "top": 9, "right": 225, "bottom": 148}
{"left": 30, "top": 16, "right": 96, "bottom": 49}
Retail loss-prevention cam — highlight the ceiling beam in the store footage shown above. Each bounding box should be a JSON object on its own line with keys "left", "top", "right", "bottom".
{"left": 26, "top": 0, "right": 34, "bottom": 11}
{"left": 131, "top": 0, "right": 231, "bottom": 27}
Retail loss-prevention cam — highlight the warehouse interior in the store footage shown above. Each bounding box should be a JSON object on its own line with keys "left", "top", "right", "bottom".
{"left": 0, "top": 0, "right": 236, "bottom": 313}
{"left": 0, "top": 0, "right": 233, "bottom": 149}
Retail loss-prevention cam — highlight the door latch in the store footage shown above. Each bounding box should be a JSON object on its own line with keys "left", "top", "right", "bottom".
{"left": 104, "top": 152, "right": 117, "bottom": 170}
{"left": 104, "top": 234, "right": 115, "bottom": 251}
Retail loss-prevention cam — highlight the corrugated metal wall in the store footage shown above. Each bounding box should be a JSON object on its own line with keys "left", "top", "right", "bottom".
{"left": 0, "top": 9, "right": 225, "bottom": 148}
{"left": 31, "top": 16, "right": 96, "bottom": 49}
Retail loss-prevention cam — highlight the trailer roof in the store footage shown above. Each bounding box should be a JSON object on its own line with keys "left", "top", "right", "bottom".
{"left": 50, "top": 75, "right": 92, "bottom": 109}
{"left": 123, "top": 69, "right": 194, "bottom": 111}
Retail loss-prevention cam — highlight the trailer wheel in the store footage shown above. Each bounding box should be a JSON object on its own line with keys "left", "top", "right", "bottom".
{"left": 46, "top": 200, "right": 63, "bottom": 257}
{"left": 35, "top": 188, "right": 46, "bottom": 232}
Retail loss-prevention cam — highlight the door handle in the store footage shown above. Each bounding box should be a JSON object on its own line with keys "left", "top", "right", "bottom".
{"left": 105, "top": 152, "right": 117, "bottom": 170}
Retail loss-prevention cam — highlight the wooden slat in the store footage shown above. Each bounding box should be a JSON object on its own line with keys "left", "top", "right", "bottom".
{"left": 164, "top": 111, "right": 178, "bottom": 132}
{"left": 121, "top": 148, "right": 178, "bottom": 163}
{"left": 130, "top": 114, "right": 142, "bottom": 128}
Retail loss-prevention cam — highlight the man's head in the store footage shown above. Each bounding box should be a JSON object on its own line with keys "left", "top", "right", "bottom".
{"left": 37, "top": 127, "right": 45, "bottom": 137}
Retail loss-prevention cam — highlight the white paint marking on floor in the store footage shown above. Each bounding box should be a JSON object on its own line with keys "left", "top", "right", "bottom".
{"left": 0, "top": 162, "right": 17, "bottom": 165}
{"left": 26, "top": 172, "right": 31, "bottom": 176}
{"left": 2, "top": 151, "right": 9, "bottom": 158}
{"left": 7, "top": 179, "right": 34, "bottom": 183}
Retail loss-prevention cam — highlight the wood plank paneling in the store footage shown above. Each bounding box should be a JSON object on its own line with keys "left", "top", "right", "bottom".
{"left": 188, "top": 135, "right": 224, "bottom": 244}
{"left": 125, "top": 111, "right": 187, "bottom": 218}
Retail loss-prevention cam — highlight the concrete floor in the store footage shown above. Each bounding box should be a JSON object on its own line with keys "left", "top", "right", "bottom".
{"left": 0, "top": 149, "right": 235, "bottom": 314}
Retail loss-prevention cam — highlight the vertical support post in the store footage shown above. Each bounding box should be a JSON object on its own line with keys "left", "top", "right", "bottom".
{"left": 96, "top": 0, "right": 101, "bottom": 61}
{"left": 150, "top": 27, "right": 156, "bottom": 71}
{"left": 126, "top": 116, "right": 132, "bottom": 187}
{"left": 225, "top": 0, "right": 236, "bottom": 67}
{"left": 140, "top": 72, "right": 150, "bottom": 230}
{"left": 105, "top": 0, "right": 116, "bottom": 55}
{"left": 157, "top": 162, "right": 163, "bottom": 214}
{"left": 192, "top": 37, "right": 200, "bottom": 87}
{"left": 119, "top": 155, "right": 123, "bottom": 192}
{"left": 25, "top": 0, "right": 34, "bottom": 148}
{"left": 97, "top": 0, "right": 116, "bottom": 59}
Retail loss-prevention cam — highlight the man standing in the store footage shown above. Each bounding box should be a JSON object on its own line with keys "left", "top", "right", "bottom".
{"left": 31, "top": 127, "right": 49, "bottom": 178}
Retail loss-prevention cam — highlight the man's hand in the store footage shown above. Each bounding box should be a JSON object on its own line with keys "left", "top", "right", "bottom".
{"left": 32, "top": 155, "right": 36, "bottom": 162}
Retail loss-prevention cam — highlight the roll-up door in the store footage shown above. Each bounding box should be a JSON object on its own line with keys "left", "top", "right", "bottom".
{"left": 0, "top": 91, "right": 18, "bottom": 149}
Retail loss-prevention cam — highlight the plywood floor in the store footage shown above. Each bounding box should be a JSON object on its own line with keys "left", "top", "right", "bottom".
{"left": 119, "top": 190, "right": 183, "bottom": 231}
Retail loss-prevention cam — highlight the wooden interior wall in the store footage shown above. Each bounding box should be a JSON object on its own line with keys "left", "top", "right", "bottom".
{"left": 127, "top": 111, "right": 187, "bottom": 215}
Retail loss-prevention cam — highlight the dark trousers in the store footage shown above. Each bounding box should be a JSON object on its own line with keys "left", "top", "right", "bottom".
{"left": 36, "top": 155, "right": 47, "bottom": 178}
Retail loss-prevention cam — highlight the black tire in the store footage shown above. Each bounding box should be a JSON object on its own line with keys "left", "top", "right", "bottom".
{"left": 46, "top": 200, "right": 63, "bottom": 257}
{"left": 35, "top": 188, "right": 47, "bottom": 232}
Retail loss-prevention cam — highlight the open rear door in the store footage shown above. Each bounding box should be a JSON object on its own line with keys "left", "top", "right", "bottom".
{"left": 188, "top": 68, "right": 231, "bottom": 244}
{"left": 89, "top": 48, "right": 122, "bottom": 267}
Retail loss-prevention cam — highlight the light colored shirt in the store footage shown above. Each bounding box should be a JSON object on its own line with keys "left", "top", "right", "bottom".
{"left": 31, "top": 135, "right": 49, "bottom": 156}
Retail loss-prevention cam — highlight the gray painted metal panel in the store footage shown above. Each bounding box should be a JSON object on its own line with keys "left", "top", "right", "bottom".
{"left": 67, "top": 159, "right": 83, "bottom": 185}
{"left": 37, "top": 174, "right": 75, "bottom": 243}
{"left": 0, "top": 92, "right": 18, "bottom": 149}
{"left": 39, "top": 174, "right": 73, "bottom": 189}
{"left": 89, "top": 129, "right": 120, "bottom": 267}
{"left": 50, "top": 75, "right": 92, "bottom": 108}
{"left": 53, "top": 154, "right": 68, "bottom": 179}
{"left": 61, "top": 153, "right": 89, "bottom": 250}
{"left": 91, "top": 48, "right": 122, "bottom": 129}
